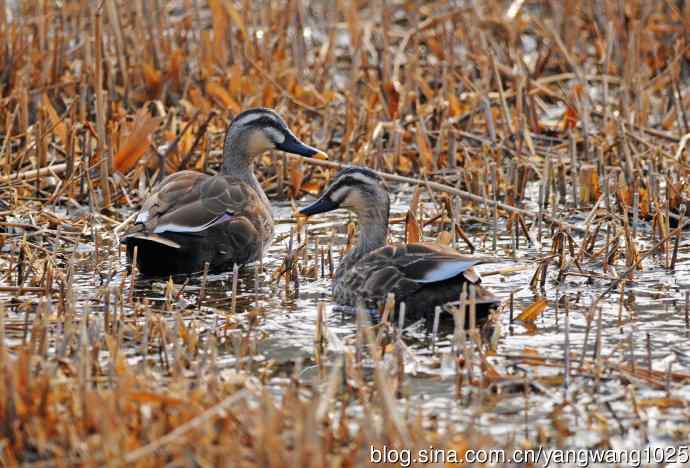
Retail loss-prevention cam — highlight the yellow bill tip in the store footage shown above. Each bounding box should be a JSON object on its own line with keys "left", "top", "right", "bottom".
{"left": 313, "top": 150, "right": 329, "bottom": 160}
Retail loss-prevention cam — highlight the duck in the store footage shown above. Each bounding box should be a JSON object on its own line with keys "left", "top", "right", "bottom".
{"left": 299, "top": 167, "right": 500, "bottom": 322}
{"left": 122, "top": 107, "right": 326, "bottom": 277}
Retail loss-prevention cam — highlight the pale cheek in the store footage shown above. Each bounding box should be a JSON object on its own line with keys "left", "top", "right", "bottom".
{"left": 247, "top": 133, "right": 273, "bottom": 154}
{"left": 343, "top": 193, "right": 367, "bottom": 211}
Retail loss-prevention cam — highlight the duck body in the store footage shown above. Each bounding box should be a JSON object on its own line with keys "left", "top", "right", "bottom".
{"left": 121, "top": 108, "right": 325, "bottom": 277}
{"left": 300, "top": 166, "right": 500, "bottom": 323}
{"left": 332, "top": 243, "right": 497, "bottom": 321}
{"left": 123, "top": 170, "right": 273, "bottom": 276}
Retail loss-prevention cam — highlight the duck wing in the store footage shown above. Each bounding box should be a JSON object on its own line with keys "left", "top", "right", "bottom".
{"left": 353, "top": 244, "right": 495, "bottom": 307}
{"left": 391, "top": 243, "right": 484, "bottom": 283}
{"left": 122, "top": 171, "right": 254, "bottom": 245}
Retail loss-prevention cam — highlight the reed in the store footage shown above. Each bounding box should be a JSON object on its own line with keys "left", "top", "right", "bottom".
{"left": 0, "top": 0, "right": 689, "bottom": 465}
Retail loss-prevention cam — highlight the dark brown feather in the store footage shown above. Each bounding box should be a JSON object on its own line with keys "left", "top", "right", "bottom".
{"left": 122, "top": 171, "right": 272, "bottom": 276}
{"left": 334, "top": 244, "right": 500, "bottom": 322}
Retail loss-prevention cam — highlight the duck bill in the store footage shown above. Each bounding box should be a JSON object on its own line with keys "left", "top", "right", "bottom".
{"left": 299, "top": 195, "right": 339, "bottom": 216}
{"left": 277, "top": 133, "right": 328, "bottom": 160}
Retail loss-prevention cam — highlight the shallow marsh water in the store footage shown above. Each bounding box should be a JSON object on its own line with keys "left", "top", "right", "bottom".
{"left": 2, "top": 181, "right": 690, "bottom": 455}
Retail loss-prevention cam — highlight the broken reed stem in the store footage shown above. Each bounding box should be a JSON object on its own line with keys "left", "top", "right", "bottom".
{"left": 314, "top": 301, "right": 326, "bottom": 375}
{"left": 629, "top": 332, "right": 636, "bottom": 375}
{"left": 128, "top": 245, "right": 137, "bottom": 303}
{"left": 563, "top": 296, "right": 570, "bottom": 396}
{"left": 0, "top": 163, "right": 68, "bottom": 183}
{"left": 523, "top": 371, "right": 530, "bottom": 440}
{"left": 198, "top": 261, "right": 209, "bottom": 311}
{"left": 453, "top": 285, "right": 467, "bottom": 395}
{"left": 230, "top": 262, "right": 239, "bottom": 315}
{"left": 315, "top": 355, "right": 342, "bottom": 421}
{"left": 353, "top": 305, "right": 409, "bottom": 442}
{"left": 670, "top": 206, "right": 685, "bottom": 271}
{"left": 431, "top": 306, "right": 441, "bottom": 355}
{"left": 395, "top": 331, "right": 405, "bottom": 399}
{"left": 94, "top": 9, "right": 110, "bottom": 209}
{"left": 536, "top": 155, "right": 550, "bottom": 242}
{"left": 469, "top": 284, "right": 477, "bottom": 331}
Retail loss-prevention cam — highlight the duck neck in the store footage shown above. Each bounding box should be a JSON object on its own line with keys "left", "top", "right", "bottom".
{"left": 221, "top": 130, "right": 270, "bottom": 209}
{"left": 221, "top": 129, "right": 253, "bottom": 178}
{"left": 345, "top": 205, "right": 389, "bottom": 266}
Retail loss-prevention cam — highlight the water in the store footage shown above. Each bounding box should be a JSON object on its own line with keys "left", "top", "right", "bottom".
{"left": 2, "top": 181, "right": 690, "bottom": 450}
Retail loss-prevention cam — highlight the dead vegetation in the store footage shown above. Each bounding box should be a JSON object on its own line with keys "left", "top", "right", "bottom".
{"left": 1, "top": 0, "right": 690, "bottom": 466}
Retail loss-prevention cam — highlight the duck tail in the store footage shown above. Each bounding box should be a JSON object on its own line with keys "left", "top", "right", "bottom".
{"left": 121, "top": 233, "right": 181, "bottom": 249}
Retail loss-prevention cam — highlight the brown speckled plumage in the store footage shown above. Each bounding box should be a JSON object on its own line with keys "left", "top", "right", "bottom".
{"left": 300, "top": 167, "right": 500, "bottom": 321}
{"left": 123, "top": 171, "right": 273, "bottom": 275}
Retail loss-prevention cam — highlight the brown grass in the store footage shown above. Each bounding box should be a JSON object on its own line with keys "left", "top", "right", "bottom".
{"left": 1, "top": 0, "right": 690, "bottom": 465}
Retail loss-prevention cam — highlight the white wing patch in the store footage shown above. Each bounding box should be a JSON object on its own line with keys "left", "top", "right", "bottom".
{"left": 416, "top": 259, "right": 478, "bottom": 283}
{"left": 154, "top": 211, "right": 234, "bottom": 234}
{"left": 126, "top": 233, "right": 181, "bottom": 249}
{"left": 135, "top": 210, "right": 149, "bottom": 224}
{"left": 461, "top": 266, "right": 481, "bottom": 283}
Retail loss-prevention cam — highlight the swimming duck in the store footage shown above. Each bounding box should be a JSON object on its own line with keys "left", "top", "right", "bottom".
{"left": 299, "top": 167, "right": 500, "bottom": 321}
{"left": 122, "top": 108, "right": 326, "bottom": 277}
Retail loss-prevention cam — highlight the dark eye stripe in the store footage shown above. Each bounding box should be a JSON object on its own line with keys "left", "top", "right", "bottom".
{"left": 336, "top": 166, "right": 382, "bottom": 182}
{"left": 231, "top": 108, "right": 285, "bottom": 131}
{"left": 318, "top": 165, "right": 387, "bottom": 204}
{"left": 324, "top": 176, "right": 373, "bottom": 202}
{"left": 250, "top": 116, "right": 282, "bottom": 128}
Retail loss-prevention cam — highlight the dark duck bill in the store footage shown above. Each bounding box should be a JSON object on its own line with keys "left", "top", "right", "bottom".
{"left": 277, "top": 130, "right": 328, "bottom": 159}
{"left": 299, "top": 194, "right": 340, "bottom": 216}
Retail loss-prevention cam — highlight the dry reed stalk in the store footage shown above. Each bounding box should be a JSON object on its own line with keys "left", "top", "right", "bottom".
{"left": 94, "top": 9, "right": 111, "bottom": 209}
{"left": 563, "top": 296, "right": 570, "bottom": 394}
{"left": 314, "top": 301, "right": 325, "bottom": 373}
{"left": 1, "top": 1, "right": 689, "bottom": 464}
{"left": 431, "top": 306, "right": 441, "bottom": 355}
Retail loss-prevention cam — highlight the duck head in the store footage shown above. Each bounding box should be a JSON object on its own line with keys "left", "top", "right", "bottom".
{"left": 300, "top": 166, "right": 389, "bottom": 219}
{"left": 301, "top": 166, "right": 391, "bottom": 257}
{"left": 222, "top": 107, "right": 326, "bottom": 174}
